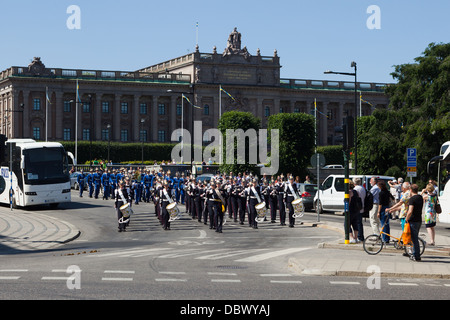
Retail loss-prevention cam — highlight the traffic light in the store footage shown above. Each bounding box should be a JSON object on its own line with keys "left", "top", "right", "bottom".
{"left": 334, "top": 116, "right": 354, "bottom": 150}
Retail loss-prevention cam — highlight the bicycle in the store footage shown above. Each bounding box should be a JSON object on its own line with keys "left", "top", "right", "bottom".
{"left": 363, "top": 220, "right": 426, "bottom": 256}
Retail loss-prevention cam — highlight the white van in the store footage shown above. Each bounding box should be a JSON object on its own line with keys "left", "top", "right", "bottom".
{"left": 314, "top": 174, "right": 395, "bottom": 214}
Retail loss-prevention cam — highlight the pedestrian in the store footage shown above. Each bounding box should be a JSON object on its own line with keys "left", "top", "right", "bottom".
{"left": 348, "top": 181, "right": 362, "bottom": 243}
{"left": 77, "top": 169, "right": 86, "bottom": 198}
{"left": 422, "top": 183, "right": 438, "bottom": 246}
{"left": 114, "top": 181, "right": 131, "bottom": 232}
{"left": 378, "top": 180, "right": 394, "bottom": 243}
{"left": 352, "top": 177, "right": 366, "bottom": 242}
{"left": 368, "top": 177, "right": 381, "bottom": 235}
{"left": 387, "top": 182, "right": 411, "bottom": 230}
{"left": 406, "top": 184, "right": 423, "bottom": 261}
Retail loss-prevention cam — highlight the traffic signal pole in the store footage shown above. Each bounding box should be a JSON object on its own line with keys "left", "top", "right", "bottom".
{"left": 343, "top": 148, "right": 350, "bottom": 244}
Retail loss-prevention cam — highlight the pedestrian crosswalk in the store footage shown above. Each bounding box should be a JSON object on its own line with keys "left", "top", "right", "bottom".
{"left": 86, "top": 246, "right": 311, "bottom": 263}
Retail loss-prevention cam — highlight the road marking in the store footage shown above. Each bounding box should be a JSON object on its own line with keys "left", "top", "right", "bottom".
{"left": 388, "top": 283, "right": 418, "bottom": 286}
{"left": 102, "top": 277, "right": 133, "bottom": 282}
{"left": 330, "top": 281, "right": 361, "bottom": 285}
{"left": 0, "top": 269, "right": 28, "bottom": 272}
{"left": 270, "top": 280, "right": 302, "bottom": 284}
{"left": 207, "top": 272, "right": 237, "bottom": 276}
{"left": 90, "top": 247, "right": 167, "bottom": 258}
{"left": 155, "top": 278, "right": 187, "bottom": 282}
{"left": 42, "top": 277, "right": 70, "bottom": 281}
{"left": 260, "top": 274, "right": 292, "bottom": 277}
{"left": 235, "top": 248, "right": 310, "bottom": 262}
{"left": 104, "top": 270, "right": 135, "bottom": 274}
{"left": 0, "top": 276, "right": 21, "bottom": 280}
{"left": 196, "top": 249, "right": 267, "bottom": 260}
{"left": 211, "top": 279, "right": 241, "bottom": 283}
{"left": 159, "top": 271, "right": 186, "bottom": 275}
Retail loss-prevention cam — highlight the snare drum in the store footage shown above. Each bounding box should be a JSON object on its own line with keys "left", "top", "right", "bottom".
{"left": 120, "top": 203, "right": 133, "bottom": 218}
{"left": 292, "top": 199, "right": 304, "bottom": 218}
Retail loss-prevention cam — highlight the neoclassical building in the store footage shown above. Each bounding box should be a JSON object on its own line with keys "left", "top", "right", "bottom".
{"left": 0, "top": 28, "right": 390, "bottom": 146}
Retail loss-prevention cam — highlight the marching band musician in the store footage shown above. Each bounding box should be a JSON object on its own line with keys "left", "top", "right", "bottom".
{"left": 160, "top": 180, "right": 174, "bottom": 230}
{"left": 276, "top": 175, "right": 286, "bottom": 226}
{"left": 236, "top": 179, "right": 247, "bottom": 225}
{"left": 206, "top": 180, "right": 221, "bottom": 231}
{"left": 191, "top": 179, "right": 201, "bottom": 221}
{"left": 153, "top": 178, "right": 162, "bottom": 223}
{"left": 246, "top": 179, "right": 262, "bottom": 229}
{"left": 114, "top": 181, "right": 132, "bottom": 232}
{"left": 285, "top": 176, "right": 299, "bottom": 228}
{"left": 268, "top": 179, "right": 278, "bottom": 223}
{"left": 229, "top": 178, "right": 239, "bottom": 223}
{"left": 214, "top": 181, "right": 226, "bottom": 233}
{"left": 199, "top": 180, "right": 208, "bottom": 225}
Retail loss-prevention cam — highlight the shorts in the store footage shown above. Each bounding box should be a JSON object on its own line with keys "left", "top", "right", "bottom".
{"left": 426, "top": 222, "right": 436, "bottom": 228}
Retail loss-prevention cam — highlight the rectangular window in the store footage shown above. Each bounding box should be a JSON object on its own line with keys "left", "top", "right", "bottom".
{"left": 64, "top": 101, "right": 71, "bottom": 113}
{"left": 140, "top": 103, "right": 147, "bottom": 115}
{"left": 82, "top": 103, "right": 90, "bottom": 113}
{"left": 63, "top": 128, "right": 71, "bottom": 141}
{"left": 82, "top": 129, "right": 90, "bottom": 141}
{"left": 158, "top": 130, "right": 165, "bottom": 142}
{"left": 33, "top": 98, "right": 41, "bottom": 111}
{"left": 158, "top": 103, "right": 166, "bottom": 115}
{"left": 33, "top": 127, "right": 41, "bottom": 140}
{"left": 102, "top": 101, "right": 110, "bottom": 113}
{"left": 176, "top": 104, "right": 182, "bottom": 116}
{"left": 140, "top": 130, "right": 147, "bottom": 143}
{"left": 102, "top": 129, "right": 110, "bottom": 141}
{"left": 121, "top": 129, "right": 128, "bottom": 142}
{"left": 121, "top": 102, "right": 128, "bottom": 114}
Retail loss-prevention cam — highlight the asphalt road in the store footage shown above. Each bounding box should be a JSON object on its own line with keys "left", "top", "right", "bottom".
{"left": 0, "top": 191, "right": 449, "bottom": 304}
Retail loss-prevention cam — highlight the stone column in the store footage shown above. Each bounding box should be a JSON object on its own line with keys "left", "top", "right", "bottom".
{"left": 55, "top": 91, "right": 64, "bottom": 140}
{"left": 95, "top": 93, "right": 102, "bottom": 141}
{"left": 133, "top": 95, "right": 140, "bottom": 142}
{"left": 23, "top": 90, "right": 30, "bottom": 138}
{"left": 114, "top": 94, "right": 121, "bottom": 141}
{"left": 152, "top": 96, "right": 158, "bottom": 142}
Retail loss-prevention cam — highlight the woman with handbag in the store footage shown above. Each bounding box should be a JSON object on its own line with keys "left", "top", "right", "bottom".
{"left": 422, "top": 183, "right": 439, "bottom": 246}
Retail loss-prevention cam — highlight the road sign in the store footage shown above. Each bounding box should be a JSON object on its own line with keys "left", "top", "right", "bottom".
{"left": 407, "top": 167, "right": 417, "bottom": 178}
{"left": 407, "top": 148, "right": 417, "bottom": 176}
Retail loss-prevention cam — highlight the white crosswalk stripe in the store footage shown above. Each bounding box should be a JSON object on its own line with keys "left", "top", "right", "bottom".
{"left": 88, "top": 246, "right": 311, "bottom": 263}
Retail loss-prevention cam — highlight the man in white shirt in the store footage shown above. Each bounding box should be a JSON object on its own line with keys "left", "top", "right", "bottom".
{"left": 353, "top": 178, "right": 366, "bottom": 242}
{"left": 368, "top": 177, "right": 381, "bottom": 235}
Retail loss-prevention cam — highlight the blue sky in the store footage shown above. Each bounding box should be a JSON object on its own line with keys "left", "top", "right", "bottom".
{"left": 1, "top": 0, "right": 449, "bottom": 84}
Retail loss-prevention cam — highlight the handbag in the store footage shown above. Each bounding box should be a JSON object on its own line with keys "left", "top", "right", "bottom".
{"left": 402, "top": 222, "right": 411, "bottom": 244}
{"left": 435, "top": 196, "right": 442, "bottom": 214}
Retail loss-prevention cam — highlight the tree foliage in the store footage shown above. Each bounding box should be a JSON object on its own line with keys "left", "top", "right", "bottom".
{"left": 268, "top": 113, "right": 315, "bottom": 178}
{"left": 358, "top": 42, "right": 450, "bottom": 179}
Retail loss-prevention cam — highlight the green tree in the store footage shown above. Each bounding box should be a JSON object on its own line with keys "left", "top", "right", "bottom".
{"left": 358, "top": 42, "right": 450, "bottom": 180}
{"left": 218, "top": 111, "right": 261, "bottom": 175}
{"left": 267, "top": 113, "right": 315, "bottom": 178}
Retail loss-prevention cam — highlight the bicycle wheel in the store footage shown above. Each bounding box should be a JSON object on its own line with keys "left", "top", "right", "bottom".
{"left": 404, "top": 237, "right": 426, "bottom": 257}
{"left": 363, "top": 235, "right": 384, "bottom": 255}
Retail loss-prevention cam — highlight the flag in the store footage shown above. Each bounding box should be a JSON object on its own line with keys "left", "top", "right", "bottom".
{"left": 220, "top": 86, "right": 236, "bottom": 101}
{"left": 314, "top": 99, "right": 329, "bottom": 118}
{"left": 182, "top": 94, "right": 201, "bottom": 109}
{"left": 46, "top": 87, "right": 51, "bottom": 104}
{"left": 360, "top": 93, "right": 374, "bottom": 108}
{"left": 76, "top": 80, "right": 81, "bottom": 103}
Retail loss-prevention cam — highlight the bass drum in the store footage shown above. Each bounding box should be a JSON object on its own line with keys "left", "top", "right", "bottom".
{"left": 292, "top": 199, "right": 304, "bottom": 218}
{"left": 167, "top": 202, "right": 181, "bottom": 222}
{"left": 255, "top": 202, "right": 267, "bottom": 223}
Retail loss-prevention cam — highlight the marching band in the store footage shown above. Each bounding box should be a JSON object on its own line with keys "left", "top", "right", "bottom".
{"left": 79, "top": 167, "right": 305, "bottom": 233}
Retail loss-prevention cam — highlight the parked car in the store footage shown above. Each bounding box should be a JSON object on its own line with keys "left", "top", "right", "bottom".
{"left": 70, "top": 172, "right": 88, "bottom": 190}
{"left": 314, "top": 174, "right": 395, "bottom": 214}
{"left": 196, "top": 174, "right": 215, "bottom": 184}
{"left": 295, "top": 183, "right": 318, "bottom": 212}
{"left": 323, "top": 164, "right": 344, "bottom": 169}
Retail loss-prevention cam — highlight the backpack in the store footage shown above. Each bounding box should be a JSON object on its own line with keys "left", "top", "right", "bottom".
{"left": 364, "top": 190, "right": 374, "bottom": 212}
{"left": 350, "top": 192, "right": 363, "bottom": 213}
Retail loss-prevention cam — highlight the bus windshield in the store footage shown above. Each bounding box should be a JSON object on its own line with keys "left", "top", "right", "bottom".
{"left": 23, "top": 147, "right": 69, "bottom": 185}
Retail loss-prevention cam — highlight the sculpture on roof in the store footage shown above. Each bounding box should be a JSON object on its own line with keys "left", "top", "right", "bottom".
{"left": 223, "top": 28, "right": 251, "bottom": 60}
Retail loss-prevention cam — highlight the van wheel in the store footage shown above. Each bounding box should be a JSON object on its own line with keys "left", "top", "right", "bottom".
{"left": 315, "top": 200, "right": 323, "bottom": 215}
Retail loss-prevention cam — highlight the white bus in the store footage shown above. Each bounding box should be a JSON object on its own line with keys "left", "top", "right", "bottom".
{"left": 428, "top": 141, "right": 450, "bottom": 223}
{"left": 0, "top": 139, "right": 71, "bottom": 208}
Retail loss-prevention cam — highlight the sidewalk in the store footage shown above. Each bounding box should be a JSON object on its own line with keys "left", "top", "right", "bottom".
{"left": 0, "top": 208, "right": 80, "bottom": 253}
{"left": 289, "top": 215, "right": 450, "bottom": 279}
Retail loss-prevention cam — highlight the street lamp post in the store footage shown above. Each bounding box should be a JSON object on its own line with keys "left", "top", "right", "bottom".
{"left": 107, "top": 124, "right": 111, "bottom": 164}
{"left": 324, "top": 61, "right": 358, "bottom": 174}
{"left": 140, "top": 118, "right": 145, "bottom": 166}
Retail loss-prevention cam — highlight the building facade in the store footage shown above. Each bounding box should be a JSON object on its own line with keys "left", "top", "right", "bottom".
{"left": 0, "top": 28, "right": 390, "bottom": 147}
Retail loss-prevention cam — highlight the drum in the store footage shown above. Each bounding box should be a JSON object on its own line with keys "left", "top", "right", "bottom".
{"left": 292, "top": 199, "right": 304, "bottom": 218}
{"left": 167, "top": 202, "right": 181, "bottom": 222}
{"left": 255, "top": 202, "right": 267, "bottom": 223}
{"left": 120, "top": 203, "right": 133, "bottom": 218}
